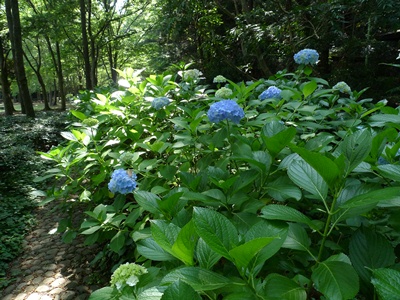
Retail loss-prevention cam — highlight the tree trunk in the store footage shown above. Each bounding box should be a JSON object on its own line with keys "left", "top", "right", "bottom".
{"left": 0, "top": 36, "right": 14, "bottom": 116}
{"left": 55, "top": 42, "right": 67, "bottom": 110}
{"left": 80, "top": 0, "right": 93, "bottom": 90}
{"left": 5, "top": 0, "right": 35, "bottom": 118}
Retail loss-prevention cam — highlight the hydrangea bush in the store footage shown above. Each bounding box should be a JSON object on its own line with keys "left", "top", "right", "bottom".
{"left": 37, "top": 50, "right": 400, "bottom": 300}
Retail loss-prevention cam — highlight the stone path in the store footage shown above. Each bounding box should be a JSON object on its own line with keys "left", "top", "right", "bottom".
{"left": 0, "top": 202, "right": 106, "bottom": 300}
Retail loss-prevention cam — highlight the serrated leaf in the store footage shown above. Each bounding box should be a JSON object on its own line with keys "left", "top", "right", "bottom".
{"left": 282, "top": 223, "right": 310, "bottom": 251}
{"left": 266, "top": 177, "right": 302, "bottom": 201}
{"left": 171, "top": 220, "right": 198, "bottom": 265}
{"left": 287, "top": 160, "right": 328, "bottom": 201}
{"left": 302, "top": 80, "right": 318, "bottom": 98}
{"left": 60, "top": 131, "right": 78, "bottom": 141}
{"left": 371, "top": 268, "right": 400, "bottom": 300}
{"left": 193, "top": 207, "right": 238, "bottom": 259}
{"left": 88, "top": 287, "right": 117, "bottom": 300}
{"left": 229, "top": 237, "right": 277, "bottom": 269}
{"left": 137, "top": 238, "right": 177, "bottom": 261}
{"left": 349, "top": 227, "right": 395, "bottom": 292}
{"left": 151, "top": 220, "right": 180, "bottom": 254}
{"left": 312, "top": 260, "right": 359, "bottom": 300}
{"left": 262, "top": 126, "right": 297, "bottom": 157}
{"left": 135, "top": 190, "right": 161, "bottom": 214}
{"left": 263, "top": 273, "right": 307, "bottom": 300}
{"left": 195, "top": 238, "right": 222, "bottom": 269}
{"left": 110, "top": 231, "right": 126, "bottom": 253}
{"left": 161, "top": 280, "right": 201, "bottom": 300}
{"left": 161, "top": 267, "right": 231, "bottom": 291}
{"left": 290, "top": 145, "right": 340, "bottom": 188}
{"left": 260, "top": 204, "right": 317, "bottom": 230}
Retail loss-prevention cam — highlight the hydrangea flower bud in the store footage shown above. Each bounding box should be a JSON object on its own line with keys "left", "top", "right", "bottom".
{"left": 215, "top": 87, "right": 233, "bottom": 99}
{"left": 82, "top": 118, "right": 99, "bottom": 127}
{"left": 294, "top": 49, "right": 319, "bottom": 65}
{"left": 151, "top": 97, "right": 170, "bottom": 110}
{"left": 110, "top": 263, "right": 148, "bottom": 291}
{"left": 182, "top": 69, "right": 202, "bottom": 81}
{"left": 213, "top": 75, "right": 227, "bottom": 83}
{"left": 259, "top": 86, "right": 282, "bottom": 100}
{"left": 332, "top": 81, "right": 351, "bottom": 94}
{"left": 207, "top": 100, "right": 245, "bottom": 124}
{"left": 108, "top": 169, "right": 137, "bottom": 194}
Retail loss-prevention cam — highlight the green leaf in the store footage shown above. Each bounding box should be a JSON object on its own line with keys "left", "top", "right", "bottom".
{"left": 161, "top": 280, "right": 201, "bottom": 300}
{"left": 135, "top": 191, "right": 161, "bottom": 214}
{"left": 376, "top": 164, "right": 400, "bottom": 182}
{"left": 302, "top": 80, "right": 318, "bottom": 98}
{"left": 61, "top": 131, "right": 78, "bottom": 141}
{"left": 229, "top": 237, "right": 277, "bottom": 269}
{"left": 282, "top": 223, "right": 311, "bottom": 252}
{"left": 70, "top": 110, "right": 87, "bottom": 121}
{"left": 260, "top": 204, "right": 318, "bottom": 230}
{"left": 262, "top": 126, "right": 297, "bottom": 157}
{"left": 110, "top": 231, "right": 126, "bottom": 253}
{"left": 263, "top": 273, "right": 307, "bottom": 300}
{"left": 171, "top": 220, "right": 198, "bottom": 265}
{"left": 337, "top": 130, "right": 372, "bottom": 175}
{"left": 266, "top": 177, "right": 302, "bottom": 201}
{"left": 349, "top": 227, "right": 396, "bottom": 290}
{"left": 137, "top": 238, "right": 177, "bottom": 261}
{"left": 137, "top": 286, "right": 166, "bottom": 300}
{"left": 161, "top": 267, "right": 231, "bottom": 291}
{"left": 287, "top": 160, "right": 328, "bottom": 201}
{"left": 371, "top": 268, "right": 400, "bottom": 300}
{"left": 193, "top": 207, "right": 238, "bottom": 259}
{"left": 312, "top": 260, "right": 359, "bottom": 300}
{"left": 290, "top": 145, "right": 340, "bottom": 188}
{"left": 195, "top": 238, "right": 222, "bottom": 269}
{"left": 151, "top": 220, "right": 180, "bottom": 253}
{"left": 88, "top": 287, "right": 118, "bottom": 300}
{"left": 338, "top": 187, "right": 400, "bottom": 221}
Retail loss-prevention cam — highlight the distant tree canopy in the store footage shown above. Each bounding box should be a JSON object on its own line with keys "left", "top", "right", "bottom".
{"left": 0, "top": 0, "right": 400, "bottom": 116}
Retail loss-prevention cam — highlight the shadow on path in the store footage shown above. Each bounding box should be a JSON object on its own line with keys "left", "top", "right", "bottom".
{"left": 0, "top": 201, "right": 106, "bottom": 300}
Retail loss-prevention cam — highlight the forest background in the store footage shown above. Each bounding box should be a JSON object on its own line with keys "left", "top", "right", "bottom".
{"left": 1, "top": 0, "right": 400, "bottom": 117}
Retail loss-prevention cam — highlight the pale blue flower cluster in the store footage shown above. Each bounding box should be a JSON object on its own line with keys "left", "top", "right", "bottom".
{"left": 259, "top": 86, "right": 282, "bottom": 100}
{"left": 110, "top": 263, "right": 148, "bottom": 291}
{"left": 333, "top": 81, "right": 351, "bottom": 94}
{"left": 215, "top": 87, "right": 233, "bottom": 98}
{"left": 213, "top": 75, "right": 227, "bottom": 83}
{"left": 108, "top": 169, "right": 137, "bottom": 194}
{"left": 294, "top": 49, "right": 319, "bottom": 65}
{"left": 151, "top": 97, "right": 170, "bottom": 110}
{"left": 207, "top": 100, "right": 245, "bottom": 124}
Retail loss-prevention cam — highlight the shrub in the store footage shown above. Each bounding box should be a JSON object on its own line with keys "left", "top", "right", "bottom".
{"left": 38, "top": 53, "right": 400, "bottom": 300}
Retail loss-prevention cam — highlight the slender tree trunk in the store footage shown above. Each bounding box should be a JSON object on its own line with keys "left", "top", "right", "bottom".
{"left": 80, "top": 0, "right": 93, "bottom": 90}
{"left": 55, "top": 42, "right": 67, "bottom": 110}
{"left": 5, "top": 0, "right": 35, "bottom": 118}
{"left": 0, "top": 36, "right": 14, "bottom": 116}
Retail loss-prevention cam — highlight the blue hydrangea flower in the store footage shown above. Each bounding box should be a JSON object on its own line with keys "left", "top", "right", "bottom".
{"left": 108, "top": 169, "right": 137, "bottom": 194}
{"left": 259, "top": 86, "right": 282, "bottom": 100}
{"left": 294, "top": 49, "right": 319, "bottom": 65}
{"left": 207, "top": 100, "right": 245, "bottom": 124}
{"left": 151, "top": 97, "right": 170, "bottom": 110}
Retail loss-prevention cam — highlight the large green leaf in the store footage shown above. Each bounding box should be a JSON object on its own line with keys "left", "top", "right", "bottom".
{"left": 376, "top": 164, "right": 400, "bottom": 182}
{"left": 161, "top": 267, "right": 231, "bottom": 291}
{"left": 290, "top": 145, "right": 340, "bottom": 188}
{"left": 135, "top": 191, "right": 161, "bottom": 214}
{"left": 151, "top": 220, "right": 180, "bottom": 254}
{"left": 282, "top": 223, "right": 310, "bottom": 251}
{"left": 260, "top": 204, "right": 318, "bottom": 230}
{"left": 171, "top": 220, "right": 198, "bottom": 265}
{"left": 337, "top": 130, "right": 372, "bottom": 175}
{"left": 88, "top": 287, "right": 118, "bottom": 300}
{"left": 193, "top": 207, "right": 238, "bottom": 259}
{"left": 302, "top": 80, "right": 318, "bottom": 98}
{"left": 263, "top": 273, "right": 307, "bottom": 300}
{"left": 137, "top": 238, "right": 176, "bottom": 261}
{"left": 371, "top": 268, "right": 400, "bottom": 300}
{"left": 312, "top": 260, "right": 359, "bottom": 300}
{"left": 349, "top": 227, "right": 395, "bottom": 292}
{"left": 337, "top": 187, "right": 400, "bottom": 221}
{"left": 287, "top": 160, "right": 328, "bottom": 201}
{"left": 262, "top": 125, "right": 297, "bottom": 157}
{"left": 161, "top": 280, "right": 201, "bottom": 300}
{"left": 195, "top": 238, "right": 222, "bottom": 269}
{"left": 109, "top": 231, "right": 126, "bottom": 253}
{"left": 266, "top": 177, "right": 302, "bottom": 201}
{"left": 229, "top": 237, "right": 277, "bottom": 270}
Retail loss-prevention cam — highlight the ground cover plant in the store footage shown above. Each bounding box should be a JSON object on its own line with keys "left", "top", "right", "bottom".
{"left": 0, "top": 112, "right": 68, "bottom": 289}
{"left": 38, "top": 51, "right": 400, "bottom": 299}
